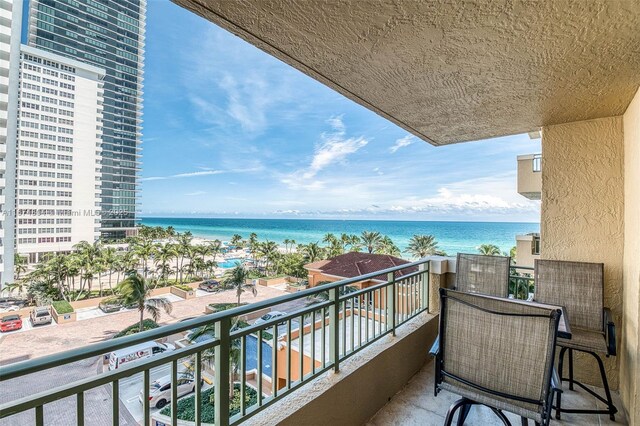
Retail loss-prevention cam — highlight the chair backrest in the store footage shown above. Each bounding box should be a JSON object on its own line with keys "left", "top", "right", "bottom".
{"left": 534, "top": 259, "right": 604, "bottom": 331}
{"left": 439, "top": 289, "right": 560, "bottom": 418}
{"left": 455, "top": 253, "right": 510, "bottom": 297}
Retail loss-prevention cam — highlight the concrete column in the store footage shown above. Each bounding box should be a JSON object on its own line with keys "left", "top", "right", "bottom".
{"left": 541, "top": 116, "right": 624, "bottom": 389}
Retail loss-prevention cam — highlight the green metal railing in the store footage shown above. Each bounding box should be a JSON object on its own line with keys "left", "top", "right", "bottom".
{"left": 509, "top": 265, "right": 534, "bottom": 300}
{"left": 0, "top": 259, "right": 430, "bottom": 426}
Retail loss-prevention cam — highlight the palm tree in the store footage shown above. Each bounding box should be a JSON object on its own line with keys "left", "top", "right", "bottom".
{"left": 301, "top": 242, "right": 324, "bottom": 263}
{"left": 14, "top": 254, "right": 28, "bottom": 280}
{"left": 114, "top": 271, "right": 173, "bottom": 332}
{"left": 154, "top": 244, "right": 176, "bottom": 285}
{"left": 376, "top": 236, "right": 401, "bottom": 256}
{"left": 101, "top": 247, "right": 118, "bottom": 293}
{"left": 177, "top": 232, "right": 193, "bottom": 283}
{"left": 510, "top": 246, "right": 517, "bottom": 262}
{"left": 132, "top": 239, "right": 156, "bottom": 279}
{"left": 258, "top": 240, "right": 279, "bottom": 274}
{"left": 222, "top": 264, "right": 257, "bottom": 306}
{"left": 73, "top": 241, "right": 102, "bottom": 294}
{"left": 187, "top": 322, "right": 243, "bottom": 400}
{"left": 230, "top": 234, "right": 244, "bottom": 248}
{"left": 405, "top": 235, "right": 439, "bottom": 258}
{"left": 283, "top": 239, "right": 292, "bottom": 253}
{"left": 361, "top": 231, "right": 383, "bottom": 254}
{"left": 477, "top": 244, "right": 502, "bottom": 256}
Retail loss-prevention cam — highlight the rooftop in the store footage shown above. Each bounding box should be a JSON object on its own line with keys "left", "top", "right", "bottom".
{"left": 304, "top": 252, "right": 417, "bottom": 281}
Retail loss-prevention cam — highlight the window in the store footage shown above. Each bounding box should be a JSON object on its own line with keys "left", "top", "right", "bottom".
{"left": 40, "top": 152, "right": 56, "bottom": 159}
{"left": 59, "top": 119, "right": 74, "bottom": 126}
{"left": 22, "top": 92, "right": 40, "bottom": 101}
{"left": 21, "top": 121, "right": 38, "bottom": 129}
{"left": 39, "top": 181, "right": 55, "bottom": 187}
{"left": 57, "top": 164, "right": 73, "bottom": 170}
{"left": 41, "top": 124, "right": 57, "bottom": 132}
{"left": 39, "top": 219, "right": 55, "bottom": 225}
{"left": 56, "top": 237, "right": 72, "bottom": 243}
{"left": 58, "top": 127, "right": 73, "bottom": 135}
{"left": 41, "top": 115, "right": 57, "bottom": 123}
{"left": 42, "top": 87, "right": 58, "bottom": 95}
{"left": 41, "top": 106, "right": 57, "bottom": 114}
{"left": 59, "top": 100, "right": 74, "bottom": 108}
{"left": 39, "top": 190, "right": 55, "bottom": 196}
{"left": 57, "top": 155, "right": 73, "bottom": 162}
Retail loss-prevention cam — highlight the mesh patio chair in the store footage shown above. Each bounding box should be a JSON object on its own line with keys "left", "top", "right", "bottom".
{"left": 430, "top": 289, "right": 562, "bottom": 426}
{"left": 533, "top": 259, "right": 617, "bottom": 420}
{"left": 455, "top": 253, "right": 511, "bottom": 297}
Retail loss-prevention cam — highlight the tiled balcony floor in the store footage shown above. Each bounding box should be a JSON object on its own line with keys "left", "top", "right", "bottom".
{"left": 368, "top": 361, "right": 626, "bottom": 426}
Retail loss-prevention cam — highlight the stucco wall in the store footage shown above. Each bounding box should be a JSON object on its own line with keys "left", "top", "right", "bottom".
{"left": 622, "top": 87, "right": 640, "bottom": 425}
{"left": 541, "top": 116, "right": 624, "bottom": 389}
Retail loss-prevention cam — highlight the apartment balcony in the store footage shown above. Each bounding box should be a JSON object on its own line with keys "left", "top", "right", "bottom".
{"left": 517, "top": 154, "right": 542, "bottom": 200}
{"left": 0, "top": 259, "right": 626, "bottom": 425}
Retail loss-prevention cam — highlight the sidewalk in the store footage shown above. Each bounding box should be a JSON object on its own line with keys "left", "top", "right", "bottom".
{"left": 0, "top": 285, "right": 286, "bottom": 366}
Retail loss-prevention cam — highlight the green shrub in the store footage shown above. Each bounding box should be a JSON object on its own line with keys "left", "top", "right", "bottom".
{"left": 264, "top": 274, "right": 286, "bottom": 280}
{"left": 52, "top": 300, "right": 74, "bottom": 314}
{"left": 172, "top": 283, "right": 193, "bottom": 292}
{"left": 207, "top": 302, "right": 247, "bottom": 313}
{"left": 113, "top": 319, "right": 158, "bottom": 338}
{"left": 159, "top": 385, "right": 258, "bottom": 421}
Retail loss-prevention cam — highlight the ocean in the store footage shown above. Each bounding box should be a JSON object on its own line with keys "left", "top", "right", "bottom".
{"left": 141, "top": 217, "right": 539, "bottom": 255}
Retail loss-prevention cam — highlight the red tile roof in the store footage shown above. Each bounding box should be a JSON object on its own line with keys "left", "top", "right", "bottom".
{"left": 305, "top": 252, "right": 417, "bottom": 281}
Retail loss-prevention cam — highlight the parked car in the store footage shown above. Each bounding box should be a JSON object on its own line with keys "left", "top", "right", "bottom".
{"left": 138, "top": 375, "right": 202, "bottom": 409}
{"left": 108, "top": 341, "right": 175, "bottom": 370}
{"left": 30, "top": 307, "right": 52, "bottom": 326}
{"left": 0, "top": 314, "right": 23, "bottom": 332}
{"left": 98, "top": 300, "right": 121, "bottom": 313}
{"left": 198, "top": 280, "right": 220, "bottom": 292}
{"left": 254, "top": 311, "right": 287, "bottom": 326}
{"left": 0, "top": 297, "right": 27, "bottom": 309}
{"left": 99, "top": 300, "right": 136, "bottom": 313}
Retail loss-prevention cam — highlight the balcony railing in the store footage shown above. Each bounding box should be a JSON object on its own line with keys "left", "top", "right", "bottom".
{"left": 0, "top": 259, "right": 430, "bottom": 426}
{"left": 509, "top": 265, "right": 534, "bottom": 300}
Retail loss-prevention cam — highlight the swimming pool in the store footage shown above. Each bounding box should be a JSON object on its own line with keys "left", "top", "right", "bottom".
{"left": 245, "top": 334, "right": 272, "bottom": 376}
{"left": 218, "top": 258, "right": 244, "bottom": 268}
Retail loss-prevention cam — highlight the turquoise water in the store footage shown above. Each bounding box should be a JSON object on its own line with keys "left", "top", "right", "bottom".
{"left": 217, "top": 258, "right": 244, "bottom": 268}
{"left": 141, "top": 217, "right": 539, "bottom": 256}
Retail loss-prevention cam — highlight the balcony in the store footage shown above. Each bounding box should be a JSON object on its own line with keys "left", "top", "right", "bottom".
{"left": 0, "top": 259, "right": 625, "bottom": 425}
{"left": 517, "top": 154, "right": 542, "bottom": 200}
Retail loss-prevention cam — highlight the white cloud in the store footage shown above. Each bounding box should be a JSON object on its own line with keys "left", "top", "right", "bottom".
{"left": 185, "top": 191, "right": 206, "bottom": 196}
{"left": 141, "top": 169, "right": 225, "bottom": 181}
{"left": 284, "top": 116, "right": 368, "bottom": 186}
{"left": 390, "top": 135, "right": 415, "bottom": 153}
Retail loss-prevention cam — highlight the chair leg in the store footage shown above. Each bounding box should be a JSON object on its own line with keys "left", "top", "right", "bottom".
{"left": 457, "top": 403, "right": 472, "bottom": 426}
{"left": 568, "top": 348, "right": 574, "bottom": 391}
{"left": 520, "top": 417, "right": 528, "bottom": 426}
{"left": 557, "top": 346, "right": 567, "bottom": 385}
{"left": 444, "top": 398, "right": 469, "bottom": 426}
{"left": 592, "top": 351, "right": 616, "bottom": 421}
{"left": 555, "top": 387, "right": 562, "bottom": 420}
{"left": 489, "top": 408, "right": 512, "bottom": 426}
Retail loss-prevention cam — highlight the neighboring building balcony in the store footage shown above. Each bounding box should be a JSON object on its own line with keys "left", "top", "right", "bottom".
{"left": 517, "top": 153, "right": 542, "bottom": 200}
{"left": 0, "top": 258, "right": 623, "bottom": 425}
{"left": 515, "top": 232, "right": 541, "bottom": 269}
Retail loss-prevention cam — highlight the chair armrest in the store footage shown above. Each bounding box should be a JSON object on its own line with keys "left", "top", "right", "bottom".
{"left": 604, "top": 307, "right": 616, "bottom": 356}
{"left": 429, "top": 335, "right": 440, "bottom": 357}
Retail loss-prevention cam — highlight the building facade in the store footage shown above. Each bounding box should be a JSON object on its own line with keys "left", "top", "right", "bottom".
{"left": 27, "top": 0, "right": 146, "bottom": 239}
{"left": 15, "top": 45, "right": 104, "bottom": 263}
{"left": 0, "top": 0, "right": 22, "bottom": 284}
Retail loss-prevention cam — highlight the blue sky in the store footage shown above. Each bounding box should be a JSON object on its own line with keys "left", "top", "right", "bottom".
{"left": 141, "top": 1, "right": 541, "bottom": 222}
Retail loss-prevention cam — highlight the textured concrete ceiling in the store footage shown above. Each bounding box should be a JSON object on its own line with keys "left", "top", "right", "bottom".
{"left": 173, "top": 0, "right": 640, "bottom": 146}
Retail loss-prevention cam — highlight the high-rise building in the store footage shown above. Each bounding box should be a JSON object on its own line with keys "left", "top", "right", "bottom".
{"left": 27, "top": 0, "right": 145, "bottom": 240}
{"left": 15, "top": 45, "right": 104, "bottom": 264}
{"left": 0, "top": 0, "right": 23, "bottom": 284}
